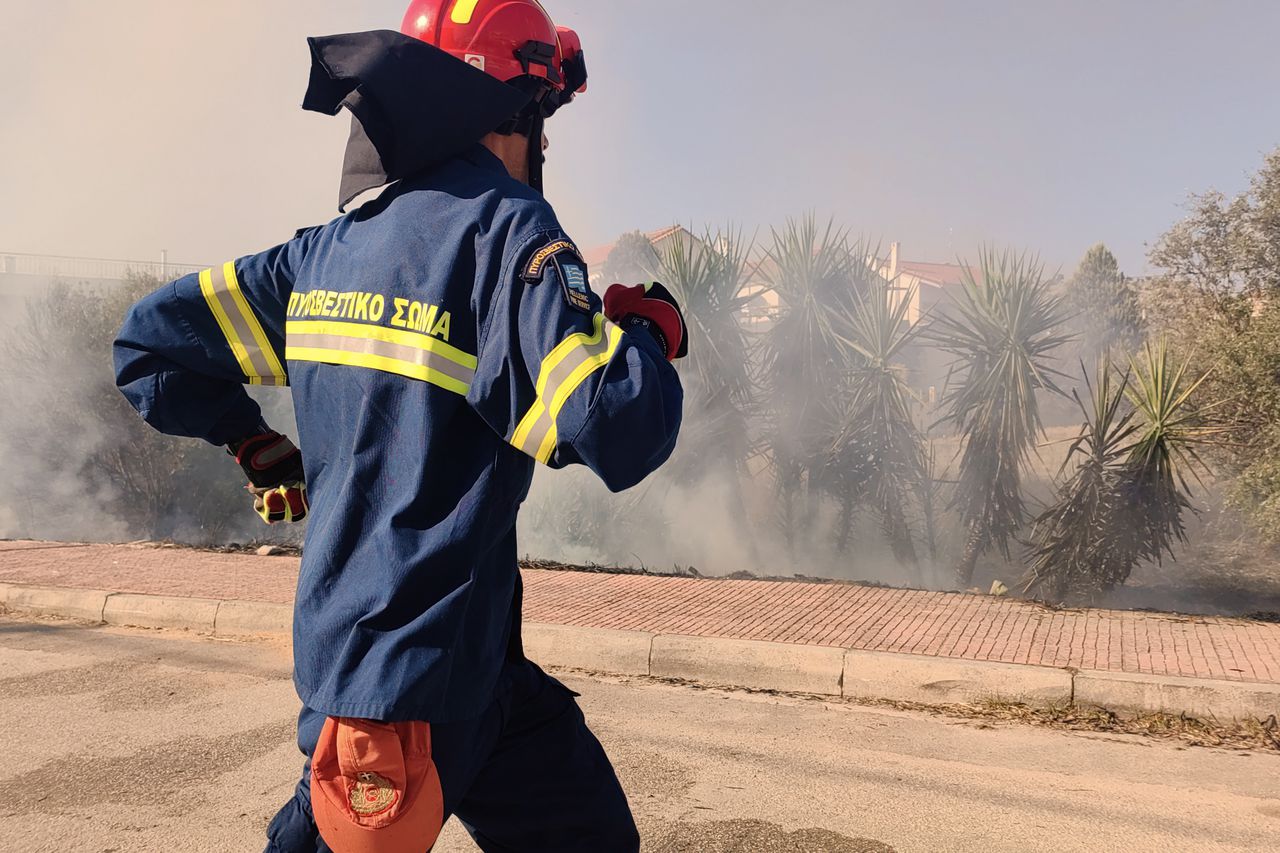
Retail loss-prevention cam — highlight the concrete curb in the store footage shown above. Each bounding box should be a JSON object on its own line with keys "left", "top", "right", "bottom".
{"left": 215, "top": 600, "right": 293, "bottom": 637}
{"left": 1075, "top": 670, "right": 1280, "bottom": 721}
{"left": 842, "top": 649, "right": 1074, "bottom": 708}
{"left": 3, "top": 583, "right": 1277, "bottom": 722}
{"left": 523, "top": 623, "right": 653, "bottom": 676}
{"left": 3, "top": 584, "right": 111, "bottom": 623}
{"left": 104, "top": 593, "right": 221, "bottom": 632}
{"left": 650, "top": 634, "right": 845, "bottom": 696}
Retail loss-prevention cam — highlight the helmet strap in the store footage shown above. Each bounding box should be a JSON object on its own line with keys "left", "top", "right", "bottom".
{"left": 526, "top": 113, "right": 546, "bottom": 194}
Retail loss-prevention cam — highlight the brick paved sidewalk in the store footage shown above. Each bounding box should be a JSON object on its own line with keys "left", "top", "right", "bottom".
{"left": 2, "top": 540, "right": 1278, "bottom": 684}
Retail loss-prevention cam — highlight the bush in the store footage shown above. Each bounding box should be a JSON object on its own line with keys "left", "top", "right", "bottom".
{"left": 0, "top": 273, "right": 297, "bottom": 544}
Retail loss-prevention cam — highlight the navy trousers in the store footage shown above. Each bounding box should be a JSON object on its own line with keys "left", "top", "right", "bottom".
{"left": 265, "top": 659, "right": 640, "bottom": 853}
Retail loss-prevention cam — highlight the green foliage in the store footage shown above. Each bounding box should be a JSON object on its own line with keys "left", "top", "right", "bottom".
{"left": 654, "top": 226, "right": 762, "bottom": 559}
{"left": 1230, "top": 447, "right": 1280, "bottom": 542}
{"left": 1179, "top": 302, "right": 1280, "bottom": 539}
{"left": 756, "top": 216, "right": 865, "bottom": 544}
{"left": 1024, "top": 345, "right": 1216, "bottom": 603}
{"left": 928, "top": 249, "right": 1073, "bottom": 585}
{"left": 1124, "top": 340, "right": 1215, "bottom": 560}
{"left": 1144, "top": 147, "right": 1280, "bottom": 545}
{"left": 751, "top": 217, "right": 936, "bottom": 569}
{"left": 1148, "top": 146, "right": 1280, "bottom": 324}
{"left": 660, "top": 227, "right": 756, "bottom": 410}
{"left": 1024, "top": 363, "right": 1140, "bottom": 602}
{"left": 1064, "top": 244, "right": 1142, "bottom": 361}
{"left": 824, "top": 275, "right": 932, "bottom": 569}
{"left": 0, "top": 273, "right": 290, "bottom": 544}
{"left": 601, "top": 230, "right": 660, "bottom": 285}
{"left": 658, "top": 226, "right": 757, "bottom": 479}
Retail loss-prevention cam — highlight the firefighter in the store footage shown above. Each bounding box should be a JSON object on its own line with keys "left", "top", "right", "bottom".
{"left": 113, "top": 2, "right": 685, "bottom": 850}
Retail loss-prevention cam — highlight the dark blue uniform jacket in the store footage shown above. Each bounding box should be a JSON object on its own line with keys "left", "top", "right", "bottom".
{"left": 114, "top": 145, "right": 683, "bottom": 722}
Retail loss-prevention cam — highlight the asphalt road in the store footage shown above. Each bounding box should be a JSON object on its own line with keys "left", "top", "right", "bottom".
{"left": 1, "top": 615, "right": 1278, "bottom": 853}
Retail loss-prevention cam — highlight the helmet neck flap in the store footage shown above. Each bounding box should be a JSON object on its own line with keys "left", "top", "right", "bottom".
{"left": 304, "top": 7, "right": 586, "bottom": 209}
{"left": 303, "top": 30, "right": 534, "bottom": 211}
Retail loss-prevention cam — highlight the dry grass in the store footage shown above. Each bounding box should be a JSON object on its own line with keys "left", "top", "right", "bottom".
{"left": 577, "top": 670, "right": 1280, "bottom": 753}
{"left": 867, "top": 696, "right": 1280, "bottom": 752}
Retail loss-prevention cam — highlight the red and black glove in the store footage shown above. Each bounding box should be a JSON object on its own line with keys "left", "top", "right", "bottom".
{"left": 603, "top": 282, "right": 689, "bottom": 362}
{"left": 228, "top": 431, "right": 309, "bottom": 524}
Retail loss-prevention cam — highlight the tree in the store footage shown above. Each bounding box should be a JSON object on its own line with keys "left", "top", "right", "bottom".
{"left": 1189, "top": 302, "right": 1280, "bottom": 540}
{"left": 1064, "top": 244, "right": 1142, "bottom": 361}
{"left": 601, "top": 231, "right": 660, "bottom": 285}
{"left": 1022, "top": 362, "right": 1139, "bottom": 602}
{"left": 1148, "top": 146, "right": 1280, "bottom": 325}
{"left": 1144, "top": 146, "right": 1280, "bottom": 543}
{"left": 0, "top": 273, "right": 296, "bottom": 544}
{"left": 928, "top": 249, "right": 1072, "bottom": 587}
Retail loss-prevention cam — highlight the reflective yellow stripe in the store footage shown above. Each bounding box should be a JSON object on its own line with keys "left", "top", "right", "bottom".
{"left": 512, "top": 315, "right": 609, "bottom": 450}
{"left": 512, "top": 314, "right": 625, "bottom": 463}
{"left": 511, "top": 400, "right": 547, "bottom": 452}
{"left": 198, "top": 263, "right": 287, "bottom": 387}
{"left": 287, "top": 320, "right": 477, "bottom": 371}
{"left": 285, "top": 319, "right": 477, "bottom": 396}
{"left": 532, "top": 323, "right": 624, "bottom": 462}
{"left": 198, "top": 267, "right": 251, "bottom": 377}
{"left": 223, "top": 262, "right": 288, "bottom": 386}
{"left": 451, "top": 0, "right": 481, "bottom": 24}
{"left": 285, "top": 347, "right": 472, "bottom": 396}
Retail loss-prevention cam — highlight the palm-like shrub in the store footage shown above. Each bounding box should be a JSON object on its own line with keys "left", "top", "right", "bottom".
{"left": 929, "top": 249, "right": 1072, "bottom": 586}
{"left": 1024, "top": 344, "right": 1217, "bottom": 602}
{"left": 1023, "top": 363, "right": 1141, "bottom": 601}
{"left": 823, "top": 277, "right": 931, "bottom": 571}
{"left": 1122, "top": 341, "right": 1216, "bottom": 567}
{"left": 659, "top": 226, "right": 757, "bottom": 479}
{"left": 757, "top": 216, "right": 865, "bottom": 545}
{"left": 658, "top": 227, "right": 762, "bottom": 557}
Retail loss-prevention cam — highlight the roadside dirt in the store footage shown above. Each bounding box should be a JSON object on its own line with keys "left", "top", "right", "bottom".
{"left": 563, "top": 670, "right": 1280, "bottom": 755}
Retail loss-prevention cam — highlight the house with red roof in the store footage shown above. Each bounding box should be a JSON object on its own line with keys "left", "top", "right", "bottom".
{"left": 581, "top": 225, "right": 697, "bottom": 284}
{"left": 874, "top": 242, "right": 975, "bottom": 326}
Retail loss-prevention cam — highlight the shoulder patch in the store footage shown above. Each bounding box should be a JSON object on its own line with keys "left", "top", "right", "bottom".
{"left": 552, "top": 254, "right": 593, "bottom": 313}
{"left": 522, "top": 239, "right": 581, "bottom": 283}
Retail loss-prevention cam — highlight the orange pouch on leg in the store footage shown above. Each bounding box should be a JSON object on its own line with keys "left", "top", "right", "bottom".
{"left": 311, "top": 717, "right": 444, "bottom": 853}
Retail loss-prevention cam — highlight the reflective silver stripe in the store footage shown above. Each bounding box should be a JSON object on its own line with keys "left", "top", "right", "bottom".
{"left": 201, "top": 263, "right": 286, "bottom": 386}
{"left": 513, "top": 319, "right": 623, "bottom": 462}
{"left": 287, "top": 331, "right": 477, "bottom": 389}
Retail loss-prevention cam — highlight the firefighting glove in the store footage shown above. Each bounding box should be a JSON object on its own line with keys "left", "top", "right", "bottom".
{"left": 603, "top": 282, "right": 689, "bottom": 362}
{"left": 228, "top": 431, "right": 309, "bottom": 524}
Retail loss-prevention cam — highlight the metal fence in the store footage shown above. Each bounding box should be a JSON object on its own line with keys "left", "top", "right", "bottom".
{"left": 0, "top": 252, "right": 207, "bottom": 282}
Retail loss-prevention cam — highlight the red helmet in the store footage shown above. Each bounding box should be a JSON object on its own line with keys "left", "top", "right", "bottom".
{"left": 400, "top": 1, "right": 586, "bottom": 104}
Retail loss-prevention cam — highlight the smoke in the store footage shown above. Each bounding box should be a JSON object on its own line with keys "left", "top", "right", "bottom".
{"left": 0, "top": 275, "right": 301, "bottom": 547}
{"left": 517, "top": 451, "right": 933, "bottom": 587}
{"left": 4, "top": 3, "right": 1279, "bottom": 618}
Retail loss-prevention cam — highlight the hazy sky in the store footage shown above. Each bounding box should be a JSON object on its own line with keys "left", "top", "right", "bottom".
{"left": 3, "top": 1, "right": 1278, "bottom": 275}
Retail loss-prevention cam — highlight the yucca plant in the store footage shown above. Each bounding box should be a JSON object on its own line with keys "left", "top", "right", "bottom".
{"left": 658, "top": 227, "right": 761, "bottom": 558}
{"left": 1024, "top": 344, "right": 1218, "bottom": 603}
{"left": 756, "top": 216, "right": 865, "bottom": 545}
{"left": 1023, "top": 362, "right": 1141, "bottom": 601}
{"left": 1122, "top": 340, "right": 1217, "bottom": 566}
{"left": 659, "top": 226, "right": 756, "bottom": 424}
{"left": 929, "top": 249, "right": 1073, "bottom": 587}
{"left": 821, "top": 277, "right": 931, "bottom": 572}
